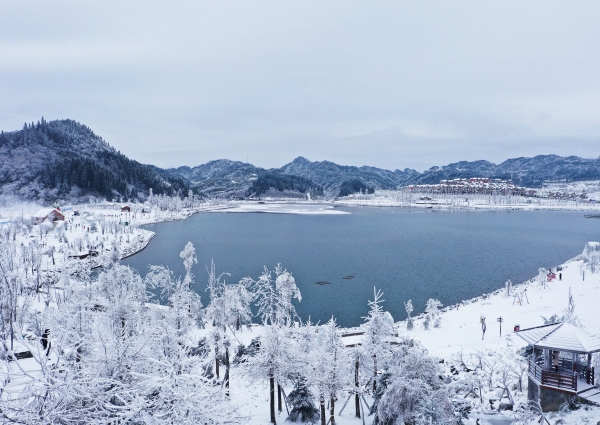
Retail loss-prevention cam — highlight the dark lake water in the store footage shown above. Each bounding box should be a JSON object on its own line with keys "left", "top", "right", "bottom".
{"left": 122, "top": 207, "right": 599, "bottom": 328}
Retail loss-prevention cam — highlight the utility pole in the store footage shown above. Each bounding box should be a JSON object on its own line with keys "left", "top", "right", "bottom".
{"left": 497, "top": 316, "right": 503, "bottom": 337}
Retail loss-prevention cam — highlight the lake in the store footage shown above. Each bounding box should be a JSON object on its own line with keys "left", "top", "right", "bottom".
{"left": 122, "top": 206, "right": 599, "bottom": 328}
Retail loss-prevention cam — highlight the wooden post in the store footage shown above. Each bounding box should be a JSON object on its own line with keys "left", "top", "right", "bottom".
{"left": 355, "top": 358, "right": 361, "bottom": 418}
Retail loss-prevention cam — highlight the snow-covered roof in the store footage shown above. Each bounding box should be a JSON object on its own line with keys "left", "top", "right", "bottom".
{"left": 32, "top": 208, "right": 59, "bottom": 218}
{"left": 516, "top": 322, "right": 600, "bottom": 353}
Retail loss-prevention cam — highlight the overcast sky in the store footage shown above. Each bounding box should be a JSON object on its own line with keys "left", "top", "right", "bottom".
{"left": 1, "top": 1, "right": 599, "bottom": 171}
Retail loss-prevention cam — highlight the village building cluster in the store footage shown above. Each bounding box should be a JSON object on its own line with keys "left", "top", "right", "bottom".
{"left": 406, "top": 177, "right": 589, "bottom": 200}
{"left": 543, "top": 190, "right": 589, "bottom": 201}
{"left": 407, "top": 177, "right": 536, "bottom": 196}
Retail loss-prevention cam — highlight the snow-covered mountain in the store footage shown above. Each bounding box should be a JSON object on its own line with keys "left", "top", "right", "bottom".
{"left": 167, "top": 160, "right": 323, "bottom": 198}
{"left": 0, "top": 119, "right": 191, "bottom": 203}
{"left": 2, "top": 118, "right": 600, "bottom": 202}
{"left": 168, "top": 160, "right": 262, "bottom": 197}
{"left": 409, "top": 155, "right": 600, "bottom": 187}
{"left": 279, "top": 156, "right": 420, "bottom": 195}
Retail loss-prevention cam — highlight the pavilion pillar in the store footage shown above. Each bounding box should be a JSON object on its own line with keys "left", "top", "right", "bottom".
{"left": 587, "top": 353, "right": 592, "bottom": 384}
{"left": 587, "top": 353, "right": 592, "bottom": 370}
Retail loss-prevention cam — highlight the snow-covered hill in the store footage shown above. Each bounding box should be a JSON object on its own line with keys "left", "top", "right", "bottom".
{"left": 0, "top": 119, "right": 191, "bottom": 203}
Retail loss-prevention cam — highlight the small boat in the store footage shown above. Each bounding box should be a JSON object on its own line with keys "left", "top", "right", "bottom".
{"left": 315, "top": 281, "right": 331, "bottom": 285}
{"left": 342, "top": 275, "right": 354, "bottom": 280}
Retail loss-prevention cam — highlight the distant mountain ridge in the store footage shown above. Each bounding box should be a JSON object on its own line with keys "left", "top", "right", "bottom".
{"left": 279, "top": 156, "right": 420, "bottom": 195}
{"left": 171, "top": 154, "right": 600, "bottom": 197}
{"left": 1, "top": 118, "right": 600, "bottom": 202}
{"left": 411, "top": 155, "right": 600, "bottom": 187}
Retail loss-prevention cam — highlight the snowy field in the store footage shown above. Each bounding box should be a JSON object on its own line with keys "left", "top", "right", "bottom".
{"left": 336, "top": 190, "right": 600, "bottom": 213}
{"left": 218, "top": 202, "right": 349, "bottom": 215}
{"left": 543, "top": 180, "right": 600, "bottom": 202}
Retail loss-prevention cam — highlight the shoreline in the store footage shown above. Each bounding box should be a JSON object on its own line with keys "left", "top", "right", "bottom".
{"left": 123, "top": 201, "right": 596, "bottom": 334}
{"left": 4, "top": 201, "right": 600, "bottom": 424}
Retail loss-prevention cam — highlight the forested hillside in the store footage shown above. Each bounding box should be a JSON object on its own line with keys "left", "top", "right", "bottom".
{"left": 410, "top": 155, "right": 600, "bottom": 187}
{"left": 279, "top": 156, "right": 419, "bottom": 196}
{"left": 0, "top": 119, "right": 191, "bottom": 202}
{"left": 247, "top": 171, "right": 323, "bottom": 198}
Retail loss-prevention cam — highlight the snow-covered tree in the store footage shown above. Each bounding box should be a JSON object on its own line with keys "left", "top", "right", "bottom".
{"left": 505, "top": 279, "right": 512, "bottom": 296}
{"left": 422, "top": 298, "right": 442, "bottom": 330}
{"left": 253, "top": 264, "right": 301, "bottom": 327}
{"left": 180, "top": 241, "right": 197, "bottom": 288}
{"left": 361, "top": 288, "right": 395, "bottom": 392}
{"left": 226, "top": 278, "right": 254, "bottom": 331}
{"left": 404, "top": 299, "right": 414, "bottom": 331}
{"left": 372, "top": 340, "right": 454, "bottom": 425}
{"left": 287, "top": 376, "right": 320, "bottom": 423}
{"left": 581, "top": 242, "right": 600, "bottom": 274}
{"left": 204, "top": 260, "right": 253, "bottom": 389}
{"left": 312, "top": 318, "right": 349, "bottom": 425}
{"left": 274, "top": 265, "right": 301, "bottom": 326}
{"left": 1, "top": 263, "right": 232, "bottom": 425}
{"left": 245, "top": 325, "right": 293, "bottom": 425}
{"left": 536, "top": 267, "right": 550, "bottom": 288}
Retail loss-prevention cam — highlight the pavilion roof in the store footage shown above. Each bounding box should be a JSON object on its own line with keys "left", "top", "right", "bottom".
{"left": 32, "top": 208, "right": 59, "bottom": 218}
{"left": 516, "top": 322, "right": 600, "bottom": 354}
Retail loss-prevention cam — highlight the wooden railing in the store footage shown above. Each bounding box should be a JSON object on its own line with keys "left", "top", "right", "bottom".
{"left": 587, "top": 367, "right": 595, "bottom": 385}
{"left": 529, "top": 358, "right": 577, "bottom": 392}
{"left": 529, "top": 358, "right": 543, "bottom": 383}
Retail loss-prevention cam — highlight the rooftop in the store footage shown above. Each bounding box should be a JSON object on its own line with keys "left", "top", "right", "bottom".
{"left": 516, "top": 322, "right": 600, "bottom": 354}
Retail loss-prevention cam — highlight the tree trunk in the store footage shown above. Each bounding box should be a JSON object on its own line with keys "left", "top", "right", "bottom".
{"left": 270, "top": 375, "right": 277, "bottom": 424}
{"left": 215, "top": 342, "right": 220, "bottom": 379}
{"left": 320, "top": 396, "right": 326, "bottom": 425}
{"left": 224, "top": 345, "right": 230, "bottom": 395}
{"left": 373, "top": 355, "right": 377, "bottom": 392}
{"left": 355, "top": 358, "right": 361, "bottom": 418}
{"left": 330, "top": 397, "right": 335, "bottom": 425}
{"left": 278, "top": 383, "right": 282, "bottom": 412}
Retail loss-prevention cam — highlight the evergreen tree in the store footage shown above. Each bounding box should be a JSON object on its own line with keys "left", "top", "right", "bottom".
{"left": 287, "top": 377, "right": 320, "bottom": 423}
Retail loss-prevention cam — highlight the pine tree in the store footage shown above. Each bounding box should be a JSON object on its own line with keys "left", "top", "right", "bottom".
{"left": 287, "top": 377, "right": 320, "bottom": 423}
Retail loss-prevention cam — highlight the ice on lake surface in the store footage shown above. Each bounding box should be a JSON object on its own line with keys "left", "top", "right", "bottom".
{"left": 123, "top": 206, "right": 600, "bottom": 327}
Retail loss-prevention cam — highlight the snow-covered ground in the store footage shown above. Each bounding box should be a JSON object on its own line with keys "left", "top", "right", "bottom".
{"left": 218, "top": 202, "right": 349, "bottom": 215}
{"left": 0, "top": 201, "right": 233, "bottom": 271}
{"left": 543, "top": 180, "right": 600, "bottom": 202}
{"left": 336, "top": 190, "right": 600, "bottom": 212}
{"left": 2, "top": 199, "right": 600, "bottom": 424}
{"left": 194, "top": 248, "right": 600, "bottom": 425}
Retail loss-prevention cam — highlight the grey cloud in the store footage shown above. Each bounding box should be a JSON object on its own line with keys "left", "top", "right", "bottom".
{"left": 1, "top": 0, "right": 599, "bottom": 172}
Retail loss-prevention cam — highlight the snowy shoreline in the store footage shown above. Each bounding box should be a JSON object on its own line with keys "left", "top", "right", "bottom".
{"left": 3, "top": 200, "right": 600, "bottom": 424}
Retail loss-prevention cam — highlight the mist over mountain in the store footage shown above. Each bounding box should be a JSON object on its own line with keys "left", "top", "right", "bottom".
{"left": 1, "top": 119, "right": 599, "bottom": 203}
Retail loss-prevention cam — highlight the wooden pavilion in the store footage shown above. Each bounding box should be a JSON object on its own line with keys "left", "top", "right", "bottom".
{"left": 516, "top": 322, "right": 600, "bottom": 411}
